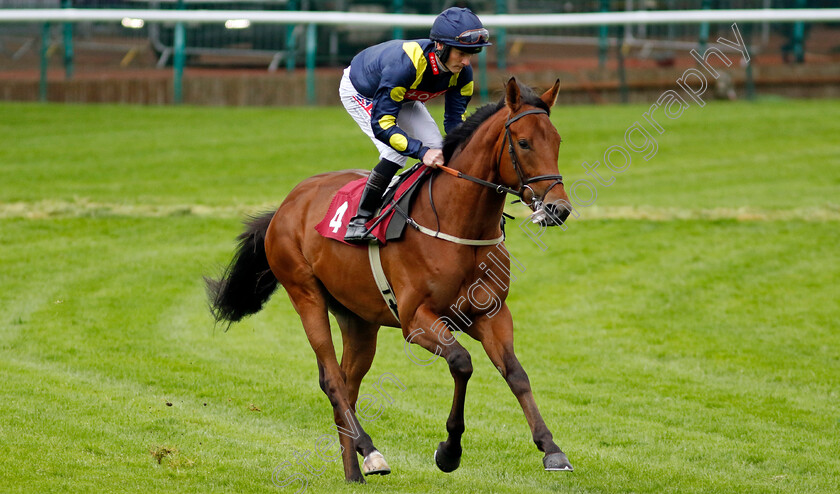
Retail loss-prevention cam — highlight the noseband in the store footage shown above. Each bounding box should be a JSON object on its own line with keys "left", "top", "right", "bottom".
{"left": 438, "top": 108, "right": 563, "bottom": 206}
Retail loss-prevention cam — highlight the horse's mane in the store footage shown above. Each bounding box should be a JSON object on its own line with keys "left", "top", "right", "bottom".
{"left": 442, "top": 83, "right": 550, "bottom": 163}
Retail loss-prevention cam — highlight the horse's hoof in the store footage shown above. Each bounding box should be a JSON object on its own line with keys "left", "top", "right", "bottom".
{"left": 543, "top": 452, "right": 573, "bottom": 472}
{"left": 434, "top": 442, "right": 461, "bottom": 473}
{"left": 363, "top": 450, "right": 391, "bottom": 476}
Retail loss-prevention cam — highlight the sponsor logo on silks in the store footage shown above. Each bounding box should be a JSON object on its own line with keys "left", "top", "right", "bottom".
{"left": 429, "top": 52, "right": 441, "bottom": 75}
{"left": 404, "top": 89, "right": 447, "bottom": 102}
{"left": 352, "top": 94, "right": 374, "bottom": 115}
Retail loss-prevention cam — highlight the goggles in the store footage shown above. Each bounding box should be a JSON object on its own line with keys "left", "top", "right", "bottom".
{"left": 455, "top": 28, "right": 490, "bottom": 45}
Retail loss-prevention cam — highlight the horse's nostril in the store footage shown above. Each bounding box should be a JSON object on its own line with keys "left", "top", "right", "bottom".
{"left": 543, "top": 203, "right": 570, "bottom": 226}
{"left": 558, "top": 206, "right": 571, "bottom": 223}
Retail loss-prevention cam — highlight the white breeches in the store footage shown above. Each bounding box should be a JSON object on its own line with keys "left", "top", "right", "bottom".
{"left": 339, "top": 67, "right": 443, "bottom": 167}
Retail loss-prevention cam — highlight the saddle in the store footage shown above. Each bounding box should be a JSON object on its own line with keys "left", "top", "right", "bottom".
{"left": 315, "top": 163, "right": 431, "bottom": 246}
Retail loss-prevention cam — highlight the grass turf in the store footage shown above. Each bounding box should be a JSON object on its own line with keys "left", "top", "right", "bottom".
{"left": 0, "top": 98, "right": 838, "bottom": 493}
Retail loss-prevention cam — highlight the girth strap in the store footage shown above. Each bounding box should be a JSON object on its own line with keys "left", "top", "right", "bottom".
{"left": 367, "top": 243, "right": 400, "bottom": 323}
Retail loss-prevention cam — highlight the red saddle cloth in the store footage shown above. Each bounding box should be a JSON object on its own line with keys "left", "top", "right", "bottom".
{"left": 315, "top": 166, "right": 429, "bottom": 246}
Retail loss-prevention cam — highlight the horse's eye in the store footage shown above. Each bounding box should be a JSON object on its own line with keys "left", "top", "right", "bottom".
{"left": 518, "top": 139, "right": 529, "bottom": 149}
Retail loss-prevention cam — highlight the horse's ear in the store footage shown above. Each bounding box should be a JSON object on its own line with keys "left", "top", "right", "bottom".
{"left": 541, "top": 79, "right": 561, "bottom": 108}
{"left": 505, "top": 77, "right": 522, "bottom": 112}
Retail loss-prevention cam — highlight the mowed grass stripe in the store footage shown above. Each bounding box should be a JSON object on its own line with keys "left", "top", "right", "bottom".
{"left": 2, "top": 100, "right": 839, "bottom": 210}
{"left": 2, "top": 199, "right": 839, "bottom": 221}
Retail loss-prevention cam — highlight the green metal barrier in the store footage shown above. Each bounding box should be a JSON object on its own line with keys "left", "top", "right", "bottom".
{"left": 495, "top": 0, "right": 506, "bottom": 71}
{"left": 39, "top": 22, "right": 49, "bottom": 102}
{"left": 61, "top": 0, "right": 73, "bottom": 79}
{"left": 173, "top": 0, "right": 185, "bottom": 104}
{"left": 15, "top": 2, "right": 834, "bottom": 106}
{"left": 306, "top": 23, "right": 316, "bottom": 105}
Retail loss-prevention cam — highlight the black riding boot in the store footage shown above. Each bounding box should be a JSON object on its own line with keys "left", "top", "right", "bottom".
{"left": 344, "top": 160, "right": 399, "bottom": 243}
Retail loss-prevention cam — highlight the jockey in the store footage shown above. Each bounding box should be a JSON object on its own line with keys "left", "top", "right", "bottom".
{"left": 339, "top": 7, "right": 492, "bottom": 243}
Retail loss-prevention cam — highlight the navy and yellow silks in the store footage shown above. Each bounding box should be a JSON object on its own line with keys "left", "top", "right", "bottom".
{"left": 348, "top": 39, "right": 474, "bottom": 160}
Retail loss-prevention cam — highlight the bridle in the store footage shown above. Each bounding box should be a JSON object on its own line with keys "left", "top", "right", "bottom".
{"left": 438, "top": 107, "right": 564, "bottom": 208}
{"left": 501, "top": 108, "right": 565, "bottom": 206}
{"left": 394, "top": 107, "right": 562, "bottom": 246}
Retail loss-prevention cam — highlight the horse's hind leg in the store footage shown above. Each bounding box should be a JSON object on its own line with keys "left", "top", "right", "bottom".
{"left": 470, "top": 305, "right": 573, "bottom": 472}
{"left": 284, "top": 282, "right": 377, "bottom": 483}
{"left": 334, "top": 311, "right": 390, "bottom": 476}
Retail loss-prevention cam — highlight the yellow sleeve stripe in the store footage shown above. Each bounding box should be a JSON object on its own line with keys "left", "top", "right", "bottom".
{"left": 389, "top": 133, "right": 409, "bottom": 152}
{"left": 461, "top": 81, "right": 474, "bottom": 97}
{"left": 390, "top": 86, "right": 406, "bottom": 102}
{"left": 379, "top": 114, "right": 397, "bottom": 130}
{"left": 402, "top": 41, "right": 427, "bottom": 89}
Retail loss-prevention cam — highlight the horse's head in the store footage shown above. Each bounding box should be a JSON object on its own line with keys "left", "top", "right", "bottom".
{"left": 498, "top": 78, "right": 571, "bottom": 227}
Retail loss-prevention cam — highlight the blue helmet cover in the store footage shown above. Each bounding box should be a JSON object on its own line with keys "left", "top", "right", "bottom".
{"left": 430, "top": 7, "right": 492, "bottom": 49}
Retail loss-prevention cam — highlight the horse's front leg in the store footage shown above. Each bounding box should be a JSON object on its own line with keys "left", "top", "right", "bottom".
{"left": 403, "top": 305, "right": 473, "bottom": 473}
{"left": 468, "top": 304, "right": 573, "bottom": 471}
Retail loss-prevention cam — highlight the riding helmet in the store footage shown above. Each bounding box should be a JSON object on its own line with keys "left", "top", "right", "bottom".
{"left": 430, "top": 7, "right": 492, "bottom": 53}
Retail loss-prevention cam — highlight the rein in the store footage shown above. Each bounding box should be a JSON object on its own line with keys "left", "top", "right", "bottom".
{"left": 437, "top": 165, "right": 520, "bottom": 196}
{"left": 438, "top": 108, "right": 564, "bottom": 206}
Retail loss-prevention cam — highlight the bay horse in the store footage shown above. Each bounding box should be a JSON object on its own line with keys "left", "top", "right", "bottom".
{"left": 206, "top": 78, "right": 574, "bottom": 484}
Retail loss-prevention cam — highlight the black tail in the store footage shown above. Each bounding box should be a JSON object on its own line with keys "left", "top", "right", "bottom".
{"left": 205, "top": 211, "right": 279, "bottom": 328}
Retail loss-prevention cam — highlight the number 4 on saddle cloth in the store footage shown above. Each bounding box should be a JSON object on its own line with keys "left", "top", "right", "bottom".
{"left": 315, "top": 164, "right": 432, "bottom": 246}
